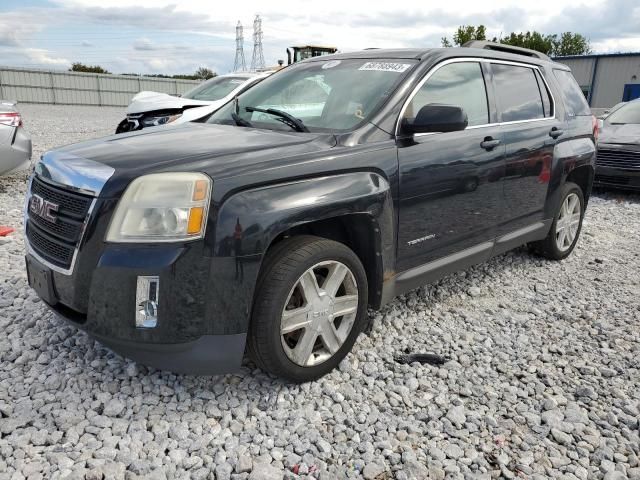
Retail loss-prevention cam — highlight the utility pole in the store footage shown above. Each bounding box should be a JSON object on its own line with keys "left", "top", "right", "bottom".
{"left": 250, "top": 15, "right": 265, "bottom": 71}
{"left": 233, "top": 21, "right": 246, "bottom": 72}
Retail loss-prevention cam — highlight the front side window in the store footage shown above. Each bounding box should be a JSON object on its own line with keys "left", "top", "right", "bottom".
{"left": 182, "top": 76, "right": 248, "bottom": 101}
{"left": 493, "top": 64, "right": 545, "bottom": 122}
{"left": 405, "top": 61, "right": 489, "bottom": 127}
{"left": 208, "top": 58, "right": 417, "bottom": 132}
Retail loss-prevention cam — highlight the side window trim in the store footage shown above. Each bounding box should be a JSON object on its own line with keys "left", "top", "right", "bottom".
{"left": 395, "top": 57, "right": 557, "bottom": 137}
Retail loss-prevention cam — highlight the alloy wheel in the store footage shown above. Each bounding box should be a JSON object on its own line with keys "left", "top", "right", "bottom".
{"left": 280, "top": 261, "right": 359, "bottom": 367}
{"left": 555, "top": 192, "right": 581, "bottom": 252}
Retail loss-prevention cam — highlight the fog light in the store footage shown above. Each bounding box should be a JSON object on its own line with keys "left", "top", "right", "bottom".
{"left": 135, "top": 276, "right": 159, "bottom": 328}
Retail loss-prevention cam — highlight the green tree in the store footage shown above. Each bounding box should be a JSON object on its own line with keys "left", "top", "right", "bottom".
{"left": 194, "top": 67, "right": 216, "bottom": 80}
{"left": 552, "top": 32, "right": 591, "bottom": 56}
{"left": 442, "top": 25, "right": 486, "bottom": 47}
{"left": 69, "top": 62, "right": 111, "bottom": 74}
{"left": 495, "top": 31, "right": 555, "bottom": 55}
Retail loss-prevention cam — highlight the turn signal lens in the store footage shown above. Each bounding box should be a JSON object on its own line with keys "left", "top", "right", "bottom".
{"left": 187, "top": 207, "right": 204, "bottom": 234}
{"left": 193, "top": 180, "right": 208, "bottom": 201}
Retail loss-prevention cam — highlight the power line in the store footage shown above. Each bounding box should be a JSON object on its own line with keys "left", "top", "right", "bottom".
{"left": 233, "top": 21, "right": 246, "bottom": 72}
{"left": 250, "top": 15, "right": 265, "bottom": 71}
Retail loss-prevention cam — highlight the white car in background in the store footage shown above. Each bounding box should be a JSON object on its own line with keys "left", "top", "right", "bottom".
{"left": 115, "top": 72, "right": 271, "bottom": 134}
{"left": 0, "top": 101, "right": 32, "bottom": 176}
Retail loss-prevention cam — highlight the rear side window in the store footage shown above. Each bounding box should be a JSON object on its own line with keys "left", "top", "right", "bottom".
{"left": 406, "top": 61, "right": 489, "bottom": 126}
{"left": 492, "top": 64, "right": 544, "bottom": 122}
{"left": 553, "top": 69, "right": 591, "bottom": 116}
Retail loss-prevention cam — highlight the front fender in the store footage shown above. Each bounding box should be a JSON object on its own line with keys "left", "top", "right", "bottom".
{"left": 214, "top": 171, "right": 393, "bottom": 258}
{"left": 205, "top": 172, "right": 394, "bottom": 335}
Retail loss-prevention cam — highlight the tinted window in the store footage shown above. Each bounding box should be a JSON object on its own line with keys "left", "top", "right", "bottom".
{"left": 553, "top": 69, "right": 591, "bottom": 116}
{"left": 534, "top": 70, "right": 553, "bottom": 117}
{"left": 406, "top": 62, "right": 489, "bottom": 126}
{"left": 182, "top": 76, "right": 248, "bottom": 101}
{"left": 606, "top": 100, "right": 640, "bottom": 124}
{"left": 208, "top": 59, "right": 416, "bottom": 132}
{"left": 493, "top": 64, "right": 544, "bottom": 122}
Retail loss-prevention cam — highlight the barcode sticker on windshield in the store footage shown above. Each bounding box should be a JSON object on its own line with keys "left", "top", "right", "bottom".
{"left": 230, "top": 80, "right": 244, "bottom": 84}
{"left": 359, "top": 62, "right": 412, "bottom": 73}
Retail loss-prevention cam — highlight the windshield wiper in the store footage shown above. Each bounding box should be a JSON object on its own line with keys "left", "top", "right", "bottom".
{"left": 245, "top": 106, "right": 309, "bottom": 133}
{"left": 231, "top": 112, "right": 253, "bottom": 127}
{"left": 230, "top": 97, "right": 253, "bottom": 127}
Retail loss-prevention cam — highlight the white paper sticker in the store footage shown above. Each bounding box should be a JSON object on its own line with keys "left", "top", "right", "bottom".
{"left": 322, "top": 60, "right": 341, "bottom": 69}
{"left": 230, "top": 79, "right": 244, "bottom": 84}
{"left": 358, "top": 62, "right": 412, "bottom": 73}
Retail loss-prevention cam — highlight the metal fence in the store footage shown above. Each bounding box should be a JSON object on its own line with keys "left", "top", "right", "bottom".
{"left": 0, "top": 66, "right": 200, "bottom": 107}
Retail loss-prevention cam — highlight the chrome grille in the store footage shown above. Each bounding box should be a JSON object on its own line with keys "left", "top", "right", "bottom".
{"left": 25, "top": 176, "right": 93, "bottom": 270}
{"left": 597, "top": 148, "right": 640, "bottom": 171}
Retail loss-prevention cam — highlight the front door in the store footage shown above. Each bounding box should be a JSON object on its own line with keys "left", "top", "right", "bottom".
{"left": 397, "top": 60, "right": 504, "bottom": 272}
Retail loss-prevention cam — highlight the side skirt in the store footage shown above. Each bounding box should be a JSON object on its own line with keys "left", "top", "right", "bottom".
{"left": 380, "top": 220, "right": 552, "bottom": 305}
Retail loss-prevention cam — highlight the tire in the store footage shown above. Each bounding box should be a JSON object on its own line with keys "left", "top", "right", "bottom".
{"left": 530, "top": 181, "right": 585, "bottom": 260}
{"left": 249, "top": 235, "right": 368, "bottom": 383}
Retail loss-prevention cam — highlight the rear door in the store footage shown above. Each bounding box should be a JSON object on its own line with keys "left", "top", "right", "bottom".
{"left": 489, "top": 61, "right": 564, "bottom": 235}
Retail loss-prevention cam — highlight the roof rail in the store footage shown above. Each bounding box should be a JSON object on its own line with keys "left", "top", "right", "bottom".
{"left": 462, "top": 40, "right": 551, "bottom": 62}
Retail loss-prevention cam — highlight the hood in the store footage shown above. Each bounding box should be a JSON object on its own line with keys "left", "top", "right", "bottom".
{"left": 126, "top": 91, "right": 212, "bottom": 115}
{"left": 599, "top": 123, "right": 640, "bottom": 145}
{"left": 53, "top": 123, "right": 337, "bottom": 196}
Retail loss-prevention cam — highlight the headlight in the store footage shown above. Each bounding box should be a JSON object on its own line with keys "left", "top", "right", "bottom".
{"left": 106, "top": 172, "right": 211, "bottom": 242}
{"left": 141, "top": 114, "right": 182, "bottom": 127}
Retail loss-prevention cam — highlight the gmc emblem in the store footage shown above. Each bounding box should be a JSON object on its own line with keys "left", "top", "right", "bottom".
{"left": 29, "top": 194, "right": 59, "bottom": 223}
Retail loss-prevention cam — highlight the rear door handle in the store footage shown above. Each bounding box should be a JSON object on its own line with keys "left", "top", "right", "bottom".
{"left": 480, "top": 137, "right": 501, "bottom": 150}
{"left": 549, "top": 127, "right": 564, "bottom": 139}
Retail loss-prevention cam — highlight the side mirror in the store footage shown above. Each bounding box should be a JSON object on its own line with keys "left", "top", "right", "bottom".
{"left": 403, "top": 103, "right": 468, "bottom": 135}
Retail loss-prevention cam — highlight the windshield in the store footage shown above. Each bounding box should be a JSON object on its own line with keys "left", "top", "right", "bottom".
{"left": 207, "top": 58, "right": 417, "bottom": 133}
{"left": 182, "top": 76, "right": 249, "bottom": 101}
{"left": 606, "top": 101, "right": 640, "bottom": 125}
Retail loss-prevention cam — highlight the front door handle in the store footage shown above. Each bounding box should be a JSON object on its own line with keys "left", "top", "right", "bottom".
{"left": 549, "top": 127, "right": 564, "bottom": 139}
{"left": 480, "top": 137, "right": 501, "bottom": 150}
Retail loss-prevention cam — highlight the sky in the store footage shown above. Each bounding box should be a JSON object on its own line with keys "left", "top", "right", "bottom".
{"left": 1, "top": 0, "right": 639, "bottom": 76}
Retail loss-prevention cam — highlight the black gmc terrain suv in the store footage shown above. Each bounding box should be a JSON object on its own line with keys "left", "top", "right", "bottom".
{"left": 25, "top": 42, "right": 596, "bottom": 382}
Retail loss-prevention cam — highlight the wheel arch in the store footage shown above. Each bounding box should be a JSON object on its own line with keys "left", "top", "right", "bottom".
{"left": 213, "top": 172, "right": 395, "bottom": 317}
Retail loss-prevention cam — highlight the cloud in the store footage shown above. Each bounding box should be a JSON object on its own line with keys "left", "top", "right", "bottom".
{"left": 23, "top": 48, "right": 71, "bottom": 66}
{"left": 133, "top": 38, "right": 157, "bottom": 51}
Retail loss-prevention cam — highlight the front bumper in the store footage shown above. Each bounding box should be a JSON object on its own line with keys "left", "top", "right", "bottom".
{"left": 594, "top": 165, "right": 640, "bottom": 191}
{"left": 26, "top": 242, "right": 258, "bottom": 375}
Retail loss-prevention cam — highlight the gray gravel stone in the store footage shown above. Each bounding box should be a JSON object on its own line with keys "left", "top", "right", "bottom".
{"left": 0, "top": 105, "right": 639, "bottom": 480}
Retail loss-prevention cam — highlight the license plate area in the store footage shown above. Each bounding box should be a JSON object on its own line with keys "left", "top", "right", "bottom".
{"left": 26, "top": 256, "right": 57, "bottom": 305}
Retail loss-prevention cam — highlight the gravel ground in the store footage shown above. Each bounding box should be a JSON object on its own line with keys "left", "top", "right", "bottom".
{"left": 1, "top": 104, "right": 639, "bottom": 480}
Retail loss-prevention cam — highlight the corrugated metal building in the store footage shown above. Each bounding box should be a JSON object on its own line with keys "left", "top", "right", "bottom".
{"left": 555, "top": 53, "right": 640, "bottom": 110}
{"left": 0, "top": 66, "right": 199, "bottom": 107}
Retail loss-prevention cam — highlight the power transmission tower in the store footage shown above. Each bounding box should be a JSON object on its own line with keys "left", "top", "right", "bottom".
{"left": 250, "top": 15, "right": 265, "bottom": 71}
{"left": 233, "top": 21, "right": 246, "bottom": 72}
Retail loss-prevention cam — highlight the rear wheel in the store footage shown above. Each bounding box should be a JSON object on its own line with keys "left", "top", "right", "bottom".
{"left": 249, "top": 236, "right": 368, "bottom": 382}
{"left": 530, "top": 182, "right": 585, "bottom": 260}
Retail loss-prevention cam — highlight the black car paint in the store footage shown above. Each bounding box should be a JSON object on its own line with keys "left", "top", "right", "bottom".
{"left": 595, "top": 123, "right": 640, "bottom": 191}
{"left": 26, "top": 47, "right": 596, "bottom": 374}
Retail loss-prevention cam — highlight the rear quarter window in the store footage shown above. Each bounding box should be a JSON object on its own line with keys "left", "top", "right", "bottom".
{"left": 553, "top": 69, "right": 591, "bottom": 116}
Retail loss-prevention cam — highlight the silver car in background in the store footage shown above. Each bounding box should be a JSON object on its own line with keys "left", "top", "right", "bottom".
{"left": 115, "top": 72, "right": 271, "bottom": 134}
{"left": 0, "top": 101, "right": 32, "bottom": 176}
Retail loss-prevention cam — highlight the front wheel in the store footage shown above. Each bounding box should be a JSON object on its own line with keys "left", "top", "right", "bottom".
{"left": 248, "top": 236, "right": 368, "bottom": 382}
{"left": 530, "top": 181, "right": 585, "bottom": 260}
